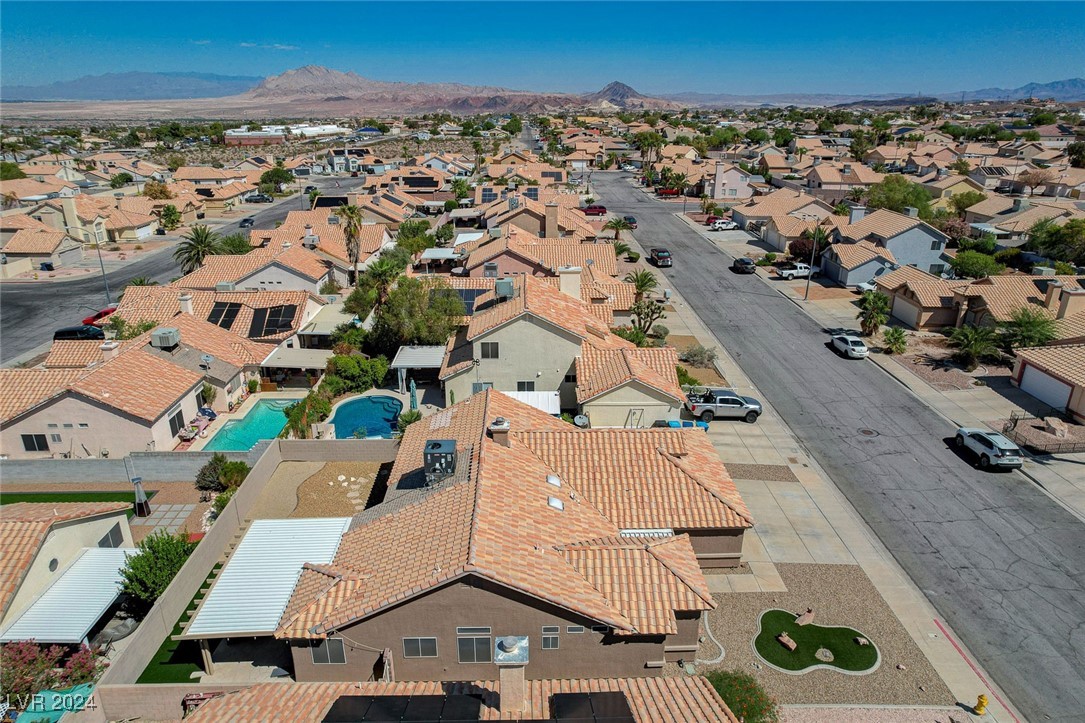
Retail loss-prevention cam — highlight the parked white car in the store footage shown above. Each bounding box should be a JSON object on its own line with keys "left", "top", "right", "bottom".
{"left": 710, "top": 219, "right": 738, "bottom": 231}
{"left": 855, "top": 279, "right": 879, "bottom": 293}
{"left": 832, "top": 334, "right": 869, "bottom": 358}
{"left": 954, "top": 428, "right": 1023, "bottom": 469}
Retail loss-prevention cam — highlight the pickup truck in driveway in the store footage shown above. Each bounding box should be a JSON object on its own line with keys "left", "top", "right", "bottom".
{"left": 777, "top": 263, "right": 819, "bottom": 280}
{"left": 685, "top": 388, "right": 762, "bottom": 423}
{"left": 650, "top": 248, "right": 672, "bottom": 267}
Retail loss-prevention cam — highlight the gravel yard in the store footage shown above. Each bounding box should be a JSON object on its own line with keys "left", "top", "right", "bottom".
{"left": 291, "top": 461, "right": 382, "bottom": 518}
{"left": 697, "top": 564, "right": 953, "bottom": 706}
{"left": 727, "top": 463, "right": 800, "bottom": 483}
{"left": 782, "top": 705, "right": 967, "bottom": 723}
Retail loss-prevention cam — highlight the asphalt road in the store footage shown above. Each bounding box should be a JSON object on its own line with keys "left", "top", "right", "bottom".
{"left": 0, "top": 176, "right": 359, "bottom": 365}
{"left": 593, "top": 172, "right": 1085, "bottom": 721}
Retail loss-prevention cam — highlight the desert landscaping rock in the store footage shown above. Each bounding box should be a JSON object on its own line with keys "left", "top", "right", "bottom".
{"left": 697, "top": 564, "right": 952, "bottom": 706}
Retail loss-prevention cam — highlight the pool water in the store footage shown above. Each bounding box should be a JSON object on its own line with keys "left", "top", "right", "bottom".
{"left": 328, "top": 395, "right": 403, "bottom": 439}
{"left": 203, "top": 399, "right": 301, "bottom": 451}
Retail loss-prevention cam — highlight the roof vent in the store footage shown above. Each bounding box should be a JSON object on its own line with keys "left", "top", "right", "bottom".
{"left": 303, "top": 233, "right": 319, "bottom": 249}
{"left": 327, "top": 214, "right": 340, "bottom": 225}
{"left": 547, "top": 496, "right": 564, "bottom": 511}
{"left": 150, "top": 327, "right": 180, "bottom": 349}
{"left": 546, "top": 474, "right": 561, "bottom": 488}
{"left": 423, "top": 439, "right": 456, "bottom": 485}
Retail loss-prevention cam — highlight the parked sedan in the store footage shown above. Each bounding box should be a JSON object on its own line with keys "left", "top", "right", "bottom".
{"left": 239, "top": 217, "right": 256, "bottom": 228}
{"left": 731, "top": 257, "right": 757, "bottom": 274}
{"left": 82, "top": 305, "right": 117, "bottom": 326}
{"left": 955, "top": 428, "right": 1023, "bottom": 469}
{"left": 622, "top": 215, "right": 638, "bottom": 229}
{"left": 831, "top": 334, "right": 869, "bottom": 358}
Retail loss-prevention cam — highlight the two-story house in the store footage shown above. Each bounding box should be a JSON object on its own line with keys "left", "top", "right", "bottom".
{"left": 828, "top": 207, "right": 950, "bottom": 278}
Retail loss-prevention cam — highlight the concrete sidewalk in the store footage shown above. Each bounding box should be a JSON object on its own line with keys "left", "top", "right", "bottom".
{"left": 622, "top": 212, "right": 1022, "bottom": 722}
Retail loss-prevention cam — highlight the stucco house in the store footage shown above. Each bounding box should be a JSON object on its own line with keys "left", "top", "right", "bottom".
{"left": 1011, "top": 345, "right": 1085, "bottom": 421}
{"left": 923, "top": 174, "right": 987, "bottom": 211}
{"left": 173, "top": 244, "right": 336, "bottom": 294}
{"left": 874, "top": 265, "right": 964, "bottom": 330}
{"left": 730, "top": 189, "right": 834, "bottom": 234}
{"left": 834, "top": 207, "right": 949, "bottom": 276}
{"left": 460, "top": 227, "right": 617, "bottom": 279}
{"left": 0, "top": 229, "right": 83, "bottom": 269}
{"left": 819, "top": 240, "right": 898, "bottom": 288}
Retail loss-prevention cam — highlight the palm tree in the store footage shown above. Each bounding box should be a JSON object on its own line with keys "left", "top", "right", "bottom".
{"left": 174, "top": 224, "right": 221, "bottom": 274}
{"left": 125, "top": 276, "right": 157, "bottom": 287}
{"left": 471, "top": 140, "right": 485, "bottom": 173}
{"left": 949, "top": 325, "right": 998, "bottom": 372}
{"left": 847, "top": 187, "right": 866, "bottom": 203}
{"left": 624, "top": 269, "right": 659, "bottom": 302}
{"left": 856, "top": 290, "right": 891, "bottom": 336}
{"left": 338, "top": 204, "right": 365, "bottom": 285}
{"left": 217, "top": 232, "right": 252, "bottom": 255}
{"left": 366, "top": 257, "right": 401, "bottom": 304}
{"left": 796, "top": 146, "right": 808, "bottom": 163}
{"left": 613, "top": 241, "right": 631, "bottom": 258}
{"left": 882, "top": 327, "right": 908, "bottom": 355}
{"left": 603, "top": 217, "right": 634, "bottom": 242}
{"left": 1000, "top": 305, "right": 1057, "bottom": 349}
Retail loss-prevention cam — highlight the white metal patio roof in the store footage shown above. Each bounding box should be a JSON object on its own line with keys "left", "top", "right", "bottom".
{"left": 390, "top": 345, "right": 447, "bottom": 369}
{"left": 0, "top": 547, "right": 134, "bottom": 644}
{"left": 183, "top": 517, "right": 351, "bottom": 639}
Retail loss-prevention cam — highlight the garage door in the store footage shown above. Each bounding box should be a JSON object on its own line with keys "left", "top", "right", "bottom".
{"left": 891, "top": 297, "right": 922, "bottom": 329}
{"left": 1020, "top": 364, "right": 1073, "bottom": 410}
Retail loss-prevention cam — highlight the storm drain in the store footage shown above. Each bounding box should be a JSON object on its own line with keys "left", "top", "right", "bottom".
{"left": 858, "top": 428, "right": 880, "bottom": 437}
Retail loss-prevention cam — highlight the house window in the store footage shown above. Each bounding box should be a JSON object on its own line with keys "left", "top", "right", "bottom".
{"left": 929, "top": 264, "right": 947, "bottom": 275}
{"left": 63, "top": 423, "right": 74, "bottom": 429}
{"left": 564, "top": 373, "right": 577, "bottom": 384}
{"left": 483, "top": 262, "right": 499, "bottom": 278}
{"left": 78, "top": 423, "right": 89, "bottom": 429}
{"left": 480, "top": 342, "right": 499, "bottom": 359}
{"left": 168, "top": 409, "right": 185, "bottom": 438}
{"left": 47, "top": 423, "right": 59, "bottom": 429}
{"left": 21, "top": 434, "right": 49, "bottom": 452}
{"left": 457, "top": 627, "right": 492, "bottom": 663}
{"left": 517, "top": 381, "right": 536, "bottom": 392}
{"left": 930, "top": 240, "right": 943, "bottom": 251}
{"left": 50, "top": 434, "right": 62, "bottom": 444}
{"left": 98, "top": 522, "right": 123, "bottom": 549}
{"left": 542, "top": 626, "right": 560, "bottom": 650}
{"left": 567, "top": 626, "right": 585, "bottom": 634}
{"left": 471, "top": 382, "right": 493, "bottom": 394}
{"left": 310, "top": 638, "right": 346, "bottom": 665}
{"left": 591, "top": 625, "right": 609, "bottom": 634}
{"left": 402, "top": 637, "right": 438, "bottom": 658}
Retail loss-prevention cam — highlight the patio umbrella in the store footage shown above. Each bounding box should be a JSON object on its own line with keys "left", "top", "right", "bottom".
{"left": 409, "top": 378, "right": 418, "bottom": 411}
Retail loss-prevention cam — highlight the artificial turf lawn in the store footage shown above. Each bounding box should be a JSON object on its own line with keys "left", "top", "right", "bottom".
{"left": 0, "top": 491, "right": 138, "bottom": 505}
{"left": 753, "top": 608, "right": 879, "bottom": 672}
{"left": 135, "top": 564, "right": 222, "bottom": 684}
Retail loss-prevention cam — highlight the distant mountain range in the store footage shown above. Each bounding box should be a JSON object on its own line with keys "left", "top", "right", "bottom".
{"left": 1, "top": 67, "right": 1082, "bottom": 120}
{"left": 1, "top": 72, "right": 262, "bottom": 101}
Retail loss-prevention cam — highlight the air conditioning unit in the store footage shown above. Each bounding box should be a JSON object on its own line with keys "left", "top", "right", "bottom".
{"left": 423, "top": 440, "right": 456, "bottom": 485}
{"left": 327, "top": 214, "right": 340, "bottom": 225}
{"left": 303, "top": 234, "right": 320, "bottom": 249}
{"left": 215, "top": 281, "right": 235, "bottom": 292}
{"left": 150, "top": 327, "right": 180, "bottom": 349}
{"left": 495, "top": 278, "right": 515, "bottom": 300}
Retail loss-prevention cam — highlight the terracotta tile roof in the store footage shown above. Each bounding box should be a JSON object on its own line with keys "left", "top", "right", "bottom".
{"left": 1014, "top": 344, "right": 1085, "bottom": 388}
{"left": 961, "top": 275, "right": 1084, "bottom": 322}
{"left": 69, "top": 347, "right": 202, "bottom": 422}
{"left": 1053, "top": 311, "right": 1085, "bottom": 343}
{"left": 0, "top": 369, "right": 85, "bottom": 423}
{"left": 806, "top": 162, "right": 884, "bottom": 186}
{"left": 277, "top": 391, "right": 731, "bottom": 640}
{"left": 465, "top": 228, "right": 617, "bottom": 278}
{"left": 733, "top": 189, "right": 832, "bottom": 219}
{"left": 0, "top": 502, "right": 129, "bottom": 618}
{"left": 0, "top": 214, "right": 52, "bottom": 232}
{"left": 874, "top": 264, "right": 942, "bottom": 293}
{"left": 768, "top": 215, "right": 816, "bottom": 239}
{"left": 0, "top": 178, "right": 75, "bottom": 200}
{"left": 825, "top": 240, "right": 896, "bottom": 270}
{"left": 173, "top": 166, "right": 247, "bottom": 182}
{"left": 900, "top": 280, "right": 961, "bottom": 307}
{"left": 173, "top": 245, "right": 330, "bottom": 289}
{"left": 576, "top": 344, "right": 683, "bottom": 403}
{"left": 838, "top": 209, "right": 938, "bottom": 242}
{"left": 2, "top": 229, "right": 70, "bottom": 254}
{"left": 43, "top": 340, "right": 109, "bottom": 369}
{"left": 185, "top": 676, "right": 737, "bottom": 722}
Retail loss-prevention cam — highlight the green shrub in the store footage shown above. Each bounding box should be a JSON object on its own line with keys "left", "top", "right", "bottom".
{"left": 676, "top": 365, "right": 700, "bottom": 387}
{"left": 321, "top": 373, "right": 350, "bottom": 398}
{"left": 200, "top": 382, "right": 216, "bottom": 408}
{"left": 119, "top": 531, "right": 196, "bottom": 617}
{"left": 282, "top": 392, "right": 332, "bottom": 439}
{"left": 626, "top": 251, "right": 640, "bottom": 263}
{"left": 195, "top": 453, "right": 227, "bottom": 492}
{"left": 611, "top": 325, "right": 648, "bottom": 346}
{"left": 705, "top": 669, "right": 780, "bottom": 723}
{"left": 219, "top": 460, "right": 250, "bottom": 489}
{"left": 680, "top": 344, "right": 719, "bottom": 368}
{"left": 764, "top": 252, "right": 777, "bottom": 263}
{"left": 651, "top": 323, "right": 670, "bottom": 340}
{"left": 247, "top": 378, "right": 259, "bottom": 394}
{"left": 212, "top": 488, "right": 236, "bottom": 516}
{"left": 319, "top": 278, "right": 342, "bottom": 295}
{"left": 327, "top": 355, "right": 389, "bottom": 393}
{"left": 882, "top": 327, "right": 908, "bottom": 355}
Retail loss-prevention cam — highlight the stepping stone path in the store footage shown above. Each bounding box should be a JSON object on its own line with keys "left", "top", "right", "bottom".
{"left": 815, "top": 647, "right": 834, "bottom": 663}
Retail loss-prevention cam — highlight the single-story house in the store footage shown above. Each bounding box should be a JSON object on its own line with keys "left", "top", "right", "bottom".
{"left": 1011, "top": 344, "right": 1085, "bottom": 421}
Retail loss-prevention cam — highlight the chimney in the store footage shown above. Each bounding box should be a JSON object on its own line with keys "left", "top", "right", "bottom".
{"left": 1012, "top": 198, "right": 1030, "bottom": 213}
{"left": 178, "top": 292, "right": 194, "bottom": 315}
{"left": 1044, "top": 280, "right": 1064, "bottom": 309}
{"left": 100, "top": 341, "right": 120, "bottom": 362}
{"left": 849, "top": 206, "right": 867, "bottom": 224}
{"left": 499, "top": 665, "right": 526, "bottom": 716}
{"left": 557, "top": 265, "right": 582, "bottom": 299}
{"left": 61, "top": 196, "right": 80, "bottom": 234}
{"left": 544, "top": 202, "right": 559, "bottom": 237}
{"left": 904, "top": 206, "right": 919, "bottom": 218}
{"left": 1057, "top": 287, "right": 1085, "bottom": 320}
{"left": 813, "top": 157, "right": 821, "bottom": 166}
{"left": 488, "top": 416, "right": 511, "bottom": 447}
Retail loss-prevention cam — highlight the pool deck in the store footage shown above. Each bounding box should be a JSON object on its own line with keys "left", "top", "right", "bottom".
{"left": 186, "top": 391, "right": 307, "bottom": 452}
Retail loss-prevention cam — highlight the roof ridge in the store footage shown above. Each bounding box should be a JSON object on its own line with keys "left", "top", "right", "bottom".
{"left": 645, "top": 536, "right": 716, "bottom": 607}
{"left": 656, "top": 446, "right": 755, "bottom": 527}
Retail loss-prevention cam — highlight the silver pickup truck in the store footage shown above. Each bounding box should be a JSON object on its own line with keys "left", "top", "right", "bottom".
{"left": 685, "top": 387, "right": 763, "bottom": 423}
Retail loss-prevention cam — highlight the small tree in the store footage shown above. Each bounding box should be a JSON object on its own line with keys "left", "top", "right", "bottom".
{"left": 624, "top": 269, "right": 658, "bottom": 301}
{"left": 1001, "top": 305, "right": 1057, "bottom": 349}
{"left": 857, "top": 291, "right": 891, "bottom": 336}
{"left": 219, "top": 460, "right": 251, "bottom": 489}
{"left": 259, "top": 165, "right": 293, "bottom": 190}
{"left": 110, "top": 172, "right": 134, "bottom": 189}
{"left": 948, "top": 190, "right": 986, "bottom": 216}
{"left": 950, "top": 250, "right": 1003, "bottom": 279}
{"left": 200, "top": 382, "right": 217, "bottom": 408}
{"left": 0, "top": 161, "right": 27, "bottom": 181}
{"left": 320, "top": 278, "right": 342, "bottom": 295}
{"left": 603, "top": 217, "right": 633, "bottom": 241}
{"left": 119, "top": 531, "right": 196, "bottom": 616}
{"left": 630, "top": 300, "right": 666, "bottom": 335}
{"left": 1018, "top": 168, "right": 1054, "bottom": 197}
{"left": 142, "top": 180, "right": 173, "bottom": 200}
{"left": 160, "top": 204, "right": 181, "bottom": 231}
{"left": 705, "top": 670, "right": 780, "bottom": 723}
{"left": 217, "top": 232, "right": 252, "bottom": 255}
{"left": 105, "top": 314, "right": 156, "bottom": 340}
{"left": 882, "top": 327, "right": 908, "bottom": 355}
{"left": 949, "top": 325, "right": 998, "bottom": 371}
{"left": 195, "top": 452, "right": 228, "bottom": 492}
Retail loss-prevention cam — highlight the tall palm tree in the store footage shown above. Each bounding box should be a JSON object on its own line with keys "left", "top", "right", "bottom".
{"left": 624, "top": 269, "right": 659, "bottom": 302}
{"left": 856, "top": 290, "right": 891, "bottom": 336}
{"left": 471, "top": 140, "right": 485, "bottom": 173}
{"left": 338, "top": 204, "right": 365, "bottom": 285}
{"left": 949, "top": 325, "right": 998, "bottom": 372}
{"left": 603, "top": 217, "right": 633, "bottom": 242}
{"left": 366, "top": 257, "right": 401, "bottom": 304}
{"left": 174, "top": 224, "right": 221, "bottom": 275}
{"left": 848, "top": 187, "right": 866, "bottom": 203}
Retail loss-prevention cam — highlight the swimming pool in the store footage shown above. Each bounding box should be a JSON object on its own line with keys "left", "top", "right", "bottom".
{"left": 202, "top": 398, "right": 301, "bottom": 451}
{"left": 328, "top": 395, "right": 403, "bottom": 439}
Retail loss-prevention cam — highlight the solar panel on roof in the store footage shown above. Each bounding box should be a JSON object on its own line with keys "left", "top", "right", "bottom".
{"left": 362, "top": 695, "right": 410, "bottom": 720}
{"left": 249, "top": 304, "right": 297, "bottom": 337}
{"left": 323, "top": 695, "right": 374, "bottom": 722}
{"left": 322, "top": 694, "right": 484, "bottom": 723}
{"left": 454, "top": 288, "right": 487, "bottom": 314}
{"left": 207, "top": 301, "right": 241, "bottom": 329}
{"left": 550, "top": 692, "right": 634, "bottom": 722}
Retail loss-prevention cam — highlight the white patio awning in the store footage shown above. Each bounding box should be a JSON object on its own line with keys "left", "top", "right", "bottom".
{"left": 182, "top": 517, "right": 351, "bottom": 639}
{"left": 502, "top": 390, "right": 561, "bottom": 415}
{"left": 0, "top": 547, "right": 134, "bottom": 644}
{"left": 390, "top": 345, "right": 447, "bottom": 369}
{"left": 261, "top": 347, "right": 334, "bottom": 370}
{"left": 420, "top": 248, "right": 458, "bottom": 261}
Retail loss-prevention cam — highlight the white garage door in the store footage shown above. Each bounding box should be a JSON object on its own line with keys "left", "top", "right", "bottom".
{"left": 891, "top": 297, "right": 922, "bottom": 329}
{"left": 1020, "top": 365, "right": 1073, "bottom": 410}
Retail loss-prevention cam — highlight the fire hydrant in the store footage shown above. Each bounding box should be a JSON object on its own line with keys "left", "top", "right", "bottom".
{"left": 974, "top": 694, "right": 988, "bottom": 715}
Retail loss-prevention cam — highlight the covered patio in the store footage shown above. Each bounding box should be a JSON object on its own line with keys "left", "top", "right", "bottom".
{"left": 389, "top": 345, "right": 446, "bottom": 394}
{"left": 260, "top": 347, "right": 333, "bottom": 390}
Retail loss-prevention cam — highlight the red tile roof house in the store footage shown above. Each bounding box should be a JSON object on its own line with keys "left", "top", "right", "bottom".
{"left": 174, "top": 390, "right": 751, "bottom": 686}
{"left": 1010, "top": 344, "right": 1085, "bottom": 422}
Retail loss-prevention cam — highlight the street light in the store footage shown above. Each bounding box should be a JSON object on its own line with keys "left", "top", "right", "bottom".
{"left": 59, "top": 224, "right": 111, "bottom": 306}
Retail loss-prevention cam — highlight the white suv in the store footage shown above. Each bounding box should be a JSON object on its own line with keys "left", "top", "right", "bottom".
{"left": 955, "top": 428, "right": 1023, "bottom": 469}
{"left": 710, "top": 219, "right": 738, "bottom": 231}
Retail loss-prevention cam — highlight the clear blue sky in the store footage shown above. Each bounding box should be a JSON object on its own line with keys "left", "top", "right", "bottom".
{"left": 2, "top": 1, "right": 1083, "bottom": 94}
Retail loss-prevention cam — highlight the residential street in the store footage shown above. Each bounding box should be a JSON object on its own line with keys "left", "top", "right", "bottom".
{"left": 592, "top": 172, "right": 1085, "bottom": 722}
{"left": 0, "top": 176, "right": 358, "bottom": 365}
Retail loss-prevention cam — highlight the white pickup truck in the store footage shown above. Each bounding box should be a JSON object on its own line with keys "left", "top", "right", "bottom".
{"left": 776, "top": 262, "right": 820, "bottom": 280}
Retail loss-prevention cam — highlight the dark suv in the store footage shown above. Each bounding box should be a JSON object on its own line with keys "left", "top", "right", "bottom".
{"left": 731, "top": 257, "right": 757, "bottom": 274}
{"left": 54, "top": 324, "right": 106, "bottom": 341}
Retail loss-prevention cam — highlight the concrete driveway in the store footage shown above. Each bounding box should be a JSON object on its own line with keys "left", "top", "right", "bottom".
{"left": 593, "top": 172, "right": 1085, "bottom": 722}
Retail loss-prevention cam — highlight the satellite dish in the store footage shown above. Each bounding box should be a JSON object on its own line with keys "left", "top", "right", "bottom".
{"left": 200, "top": 354, "right": 214, "bottom": 368}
